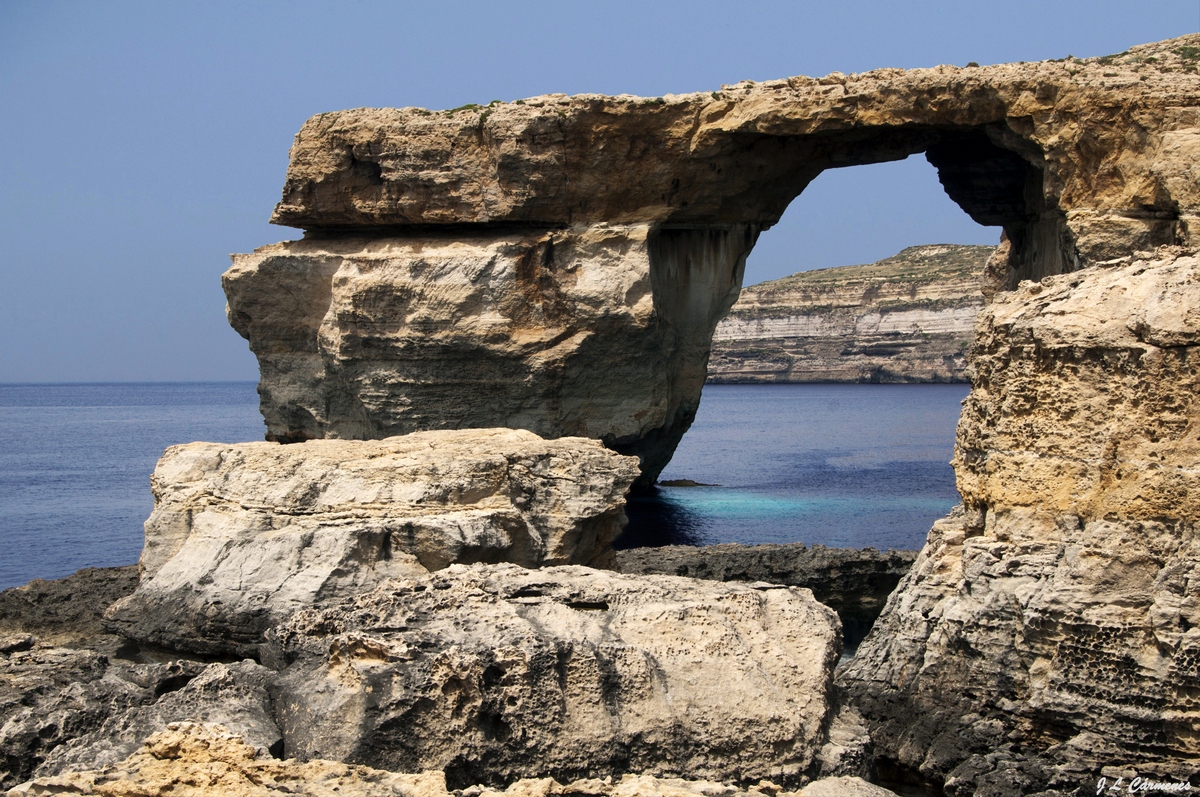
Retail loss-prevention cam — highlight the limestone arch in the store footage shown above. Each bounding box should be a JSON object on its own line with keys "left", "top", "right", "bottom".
{"left": 231, "top": 64, "right": 1194, "bottom": 487}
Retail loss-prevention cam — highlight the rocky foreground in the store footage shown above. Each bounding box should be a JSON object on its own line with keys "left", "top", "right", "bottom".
{"left": 708, "top": 245, "right": 991, "bottom": 383}
{"left": 1, "top": 550, "right": 897, "bottom": 795}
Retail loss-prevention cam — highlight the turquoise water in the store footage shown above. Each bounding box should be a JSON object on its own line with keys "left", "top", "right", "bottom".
{"left": 0, "top": 382, "right": 966, "bottom": 590}
{"left": 616, "top": 383, "right": 968, "bottom": 551}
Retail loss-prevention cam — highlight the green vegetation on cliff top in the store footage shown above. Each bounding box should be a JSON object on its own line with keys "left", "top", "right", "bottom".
{"left": 745, "top": 244, "right": 993, "bottom": 292}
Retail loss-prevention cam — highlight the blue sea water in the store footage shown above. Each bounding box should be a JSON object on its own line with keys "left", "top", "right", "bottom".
{"left": 0, "top": 383, "right": 265, "bottom": 590}
{"left": 615, "top": 383, "right": 969, "bottom": 552}
{"left": 0, "top": 382, "right": 967, "bottom": 590}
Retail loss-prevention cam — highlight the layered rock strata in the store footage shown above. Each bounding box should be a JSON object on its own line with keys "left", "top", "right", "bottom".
{"left": 103, "top": 429, "right": 640, "bottom": 657}
{"left": 225, "top": 226, "right": 751, "bottom": 485}
{"left": 708, "top": 245, "right": 989, "bottom": 383}
{"left": 840, "top": 249, "right": 1200, "bottom": 792}
{"left": 9, "top": 723, "right": 898, "bottom": 797}
{"left": 613, "top": 544, "right": 917, "bottom": 649}
{"left": 267, "top": 563, "right": 846, "bottom": 788}
{"left": 228, "top": 36, "right": 1200, "bottom": 483}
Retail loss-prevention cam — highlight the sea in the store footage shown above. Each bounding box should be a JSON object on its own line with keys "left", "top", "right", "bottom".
{"left": 0, "top": 382, "right": 968, "bottom": 590}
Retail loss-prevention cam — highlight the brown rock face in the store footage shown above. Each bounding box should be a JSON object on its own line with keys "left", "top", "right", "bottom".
{"left": 839, "top": 250, "right": 1200, "bottom": 792}
{"left": 228, "top": 36, "right": 1200, "bottom": 485}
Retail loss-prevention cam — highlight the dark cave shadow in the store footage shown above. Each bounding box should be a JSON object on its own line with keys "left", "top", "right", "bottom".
{"left": 612, "top": 487, "right": 709, "bottom": 549}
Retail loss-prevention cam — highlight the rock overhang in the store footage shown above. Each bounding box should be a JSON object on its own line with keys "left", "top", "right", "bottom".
{"left": 269, "top": 36, "right": 1200, "bottom": 276}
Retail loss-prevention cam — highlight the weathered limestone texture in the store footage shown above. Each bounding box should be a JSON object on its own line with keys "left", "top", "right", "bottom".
{"left": 104, "top": 429, "right": 640, "bottom": 656}
{"left": 266, "top": 563, "right": 845, "bottom": 789}
{"left": 228, "top": 36, "right": 1200, "bottom": 484}
{"left": 840, "top": 250, "right": 1200, "bottom": 792}
{"left": 225, "top": 225, "right": 752, "bottom": 485}
{"left": 708, "top": 245, "right": 989, "bottom": 383}
{"left": 9, "top": 723, "right": 898, "bottom": 797}
{"left": 613, "top": 543, "right": 917, "bottom": 648}
{"left": 269, "top": 41, "right": 1200, "bottom": 268}
{"left": 7, "top": 723, "right": 448, "bottom": 797}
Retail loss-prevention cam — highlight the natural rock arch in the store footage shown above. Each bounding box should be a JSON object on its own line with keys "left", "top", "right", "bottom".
{"left": 227, "top": 39, "right": 1198, "bottom": 487}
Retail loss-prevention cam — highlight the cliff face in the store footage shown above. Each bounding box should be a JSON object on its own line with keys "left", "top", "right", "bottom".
{"left": 227, "top": 35, "right": 1200, "bottom": 486}
{"left": 840, "top": 249, "right": 1200, "bottom": 791}
{"left": 709, "top": 244, "right": 991, "bottom": 383}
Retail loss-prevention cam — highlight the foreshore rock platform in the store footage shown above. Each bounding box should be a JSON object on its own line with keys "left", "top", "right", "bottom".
{"left": 8, "top": 723, "right": 897, "bottom": 797}
{"left": 2, "top": 560, "right": 875, "bottom": 793}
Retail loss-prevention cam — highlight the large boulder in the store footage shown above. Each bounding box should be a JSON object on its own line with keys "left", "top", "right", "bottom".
{"left": 266, "top": 563, "right": 845, "bottom": 789}
{"left": 840, "top": 250, "right": 1200, "bottom": 793}
{"left": 104, "top": 429, "right": 639, "bottom": 657}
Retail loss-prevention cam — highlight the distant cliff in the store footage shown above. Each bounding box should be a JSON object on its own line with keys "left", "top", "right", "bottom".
{"left": 708, "top": 244, "right": 992, "bottom": 383}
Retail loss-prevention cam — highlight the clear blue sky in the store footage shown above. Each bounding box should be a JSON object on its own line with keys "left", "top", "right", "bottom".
{"left": 2, "top": 1, "right": 1197, "bottom": 381}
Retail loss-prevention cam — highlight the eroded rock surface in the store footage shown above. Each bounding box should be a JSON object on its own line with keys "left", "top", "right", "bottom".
{"left": 840, "top": 249, "right": 1200, "bottom": 793}
{"left": 709, "top": 245, "right": 989, "bottom": 383}
{"left": 0, "top": 567, "right": 138, "bottom": 653}
{"left": 9, "top": 723, "right": 896, "bottom": 797}
{"left": 228, "top": 37, "right": 1200, "bottom": 482}
{"left": 613, "top": 544, "right": 916, "bottom": 649}
{"left": 269, "top": 40, "right": 1200, "bottom": 271}
{"left": 266, "top": 563, "right": 846, "bottom": 789}
{"left": 225, "top": 225, "right": 752, "bottom": 486}
{"left": 104, "top": 429, "right": 640, "bottom": 657}
{"left": 0, "top": 567, "right": 143, "bottom": 789}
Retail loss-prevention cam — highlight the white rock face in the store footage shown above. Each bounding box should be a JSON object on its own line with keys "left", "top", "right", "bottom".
{"left": 104, "top": 429, "right": 640, "bottom": 656}
{"left": 268, "top": 563, "right": 846, "bottom": 789}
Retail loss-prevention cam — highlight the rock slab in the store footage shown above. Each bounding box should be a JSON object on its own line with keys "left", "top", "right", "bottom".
{"left": 104, "top": 429, "right": 640, "bottom": 656}
{"left": 267, "top": 563, "right": 844, "bottom": 789}
{"left": 613, "top": 543, "right": 916, "bottom": 650}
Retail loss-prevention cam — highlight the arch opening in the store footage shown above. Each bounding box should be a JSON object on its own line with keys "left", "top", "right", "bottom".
{"left": 619, "top": 137, "right": 1030, "bottom": 549}
{"left": 705, "top": 125, "right": 1068, "bottom": 292}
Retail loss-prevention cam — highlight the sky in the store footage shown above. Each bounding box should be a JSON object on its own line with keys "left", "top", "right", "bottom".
{"left": 1, "top": 1, "right": 1197, "bottom": 382}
